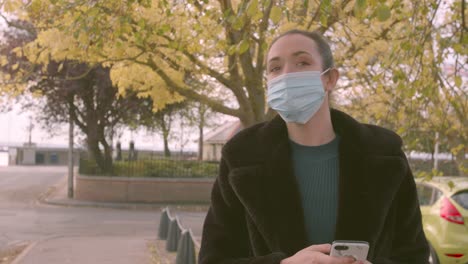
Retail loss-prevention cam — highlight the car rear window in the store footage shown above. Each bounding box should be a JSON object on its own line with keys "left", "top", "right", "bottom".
{"left": 452, "top": 191, "right": 468, "bottom": 210}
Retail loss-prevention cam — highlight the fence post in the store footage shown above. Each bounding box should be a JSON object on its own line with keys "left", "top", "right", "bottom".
{"left": 176, "top": 229, "right": 196, "bottom": 264}
{"left": 158, "top": 207, "right": 171, "bottom": 240}
{"left": 166, "top": 217, "right": 182, "bottom": 252}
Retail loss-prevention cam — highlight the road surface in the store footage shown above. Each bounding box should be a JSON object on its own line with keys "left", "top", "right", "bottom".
{"left": 0, "top": 166, "right": 207, "bottom": 263}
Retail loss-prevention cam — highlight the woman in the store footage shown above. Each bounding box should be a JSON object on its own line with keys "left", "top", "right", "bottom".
{"left": 198, "top": 30, "right": 429, "bottom": 264}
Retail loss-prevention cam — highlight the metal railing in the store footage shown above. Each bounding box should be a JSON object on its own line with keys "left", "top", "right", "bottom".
{"left": 79, "top": 152, "right": 219, "bottom": 178}
{"left": 158, "top": 207, "right": 199, "bottom": 264}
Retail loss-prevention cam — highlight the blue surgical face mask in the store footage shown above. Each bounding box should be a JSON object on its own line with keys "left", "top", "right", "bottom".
{"left": 267, "top": 69, "right": 330, "bottom": 124}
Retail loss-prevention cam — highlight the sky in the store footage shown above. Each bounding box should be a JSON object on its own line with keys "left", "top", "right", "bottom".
{"left": 0, "top": 2, "right": 462, "bottom": 154}
{"left": 0, "top": 14, "right": 231, "bottom": 153}
{"left": 0, "top": 100, "right": 206, "bottom": 152}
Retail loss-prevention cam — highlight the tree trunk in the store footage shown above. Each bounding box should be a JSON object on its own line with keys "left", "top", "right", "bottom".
{"left": 87, "top": 136, "right": 105, "bottom": 172}
{"left": 198, "top": 103, "right": 205, "bottom": 161}
{"left": 158, "top": 114, "right": 172, "bottom": 157}
{"left": 198, "top": 123, "right": 204, "bottom": 161}
{"left": 68, "top": 96, "right": 74, "bottom": 198}
{"left": 163, "top": 132, "right": 171, "bottom": 157}
{"left": 87, "top": 123, "right": 112, "bottom": 174}
{"left": 101, "top": 138, "right": 113, "bottom": 174}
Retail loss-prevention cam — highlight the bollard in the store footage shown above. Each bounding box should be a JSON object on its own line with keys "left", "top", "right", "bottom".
{"left": 176, "top": 229, "right": 196, "bottom": 264}
{"left": 166, "top": 217, "right": 182, "bottom": 252}
{"left": 158, "top": 208, "right": 171, "bottom": 240}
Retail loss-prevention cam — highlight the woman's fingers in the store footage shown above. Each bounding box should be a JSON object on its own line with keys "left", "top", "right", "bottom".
{"left": 303, "top": 243, "right": 332, "bottom": 254}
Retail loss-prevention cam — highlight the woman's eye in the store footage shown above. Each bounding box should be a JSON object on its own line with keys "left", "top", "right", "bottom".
{"left": 297, "top": 61, "right": 310, "bottom": 66}
{"left": 269, "top": 66, "right": 280, "bottom": 72}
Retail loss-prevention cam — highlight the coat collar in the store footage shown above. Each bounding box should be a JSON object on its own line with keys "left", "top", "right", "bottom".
{"left": 227, "top": 109, "right": 405, "bottom": 257}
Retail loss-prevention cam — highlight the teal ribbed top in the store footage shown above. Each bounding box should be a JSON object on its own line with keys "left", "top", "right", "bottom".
{"left": 290, "top": 135, "right": 340, "bottom": 245}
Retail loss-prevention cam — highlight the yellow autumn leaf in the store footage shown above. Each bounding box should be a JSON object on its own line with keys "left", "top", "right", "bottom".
{"left": 270, "top": 6, "right": 282, "bottom": 24}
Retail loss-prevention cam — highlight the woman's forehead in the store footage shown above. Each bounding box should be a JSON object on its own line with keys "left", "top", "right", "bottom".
{"left": 267, "top": 34, "right": 320, "bottom": 60}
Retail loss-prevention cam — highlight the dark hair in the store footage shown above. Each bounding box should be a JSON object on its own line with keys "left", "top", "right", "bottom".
{"left": 269, "top": 30, "right": 334, "bottom": 71}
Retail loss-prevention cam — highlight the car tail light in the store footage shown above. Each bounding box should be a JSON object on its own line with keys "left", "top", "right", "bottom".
{"left": 445, "top": 253, "right": 464, "bottom": 258}
{"left": 440, "top": 197, "right": 465, "bottom": 225}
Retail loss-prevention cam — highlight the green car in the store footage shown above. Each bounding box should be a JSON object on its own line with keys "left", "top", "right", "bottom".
{"left": 416, "top": 177, "right": 468, "bottom": 264}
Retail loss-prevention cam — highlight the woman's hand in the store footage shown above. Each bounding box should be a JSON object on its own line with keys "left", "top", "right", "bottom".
{"left": 280, "top": 244, "right": 366, "bottom": 264}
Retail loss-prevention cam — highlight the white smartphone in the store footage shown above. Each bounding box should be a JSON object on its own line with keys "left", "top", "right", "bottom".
{"left": 330, "top": 240, "right": 369, "bottom": 261}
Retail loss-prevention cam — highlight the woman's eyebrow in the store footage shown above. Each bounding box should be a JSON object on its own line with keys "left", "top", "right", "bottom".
{"left": 267, "top": 50, "right": 313, "bottom": 65}
{"left": 268, "top": 57, "right": 281, "bottom": 64}
{"left": 292, "top": 51, "right": 313, "bottom": 57}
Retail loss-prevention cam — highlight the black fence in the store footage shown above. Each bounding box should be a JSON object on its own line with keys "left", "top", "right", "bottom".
{"left": 78, "top": 151, "right": 461, "bottom": 178}
{"left": 79, "top": 152, "right": 219, "bottom": 178}
{"left": 408, "top": 158, "right": 460, "bottom": 176}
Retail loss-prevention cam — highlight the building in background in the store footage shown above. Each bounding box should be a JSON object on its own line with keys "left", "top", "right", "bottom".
{"left": 0, "top": 142, "right": 81, "bottom": 166}
{"left": 203, "top": 121, "right": 242, "bottom": 161}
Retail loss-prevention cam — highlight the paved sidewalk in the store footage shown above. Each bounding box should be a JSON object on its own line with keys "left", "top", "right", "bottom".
{"left": 9, "top": 175, "right": 208, "bottom": 264}
{"left": 40, "top": 176, "right": 166, "bottom": 210}
{"left": 41, "top": 176, "right": 210, "bottom": 212}
{"left": 13, "top": 236, "right": 154, "bottom": 264}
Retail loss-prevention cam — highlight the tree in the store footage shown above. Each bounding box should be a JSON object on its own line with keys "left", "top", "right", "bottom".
{"left": 12, "top": 0, "right": 401, "bottom": 125}
{"left": 339, "top": 1, "right": 467, "bottom": 175}
{"left": 29, "top": 61, "right": 146, "bottom": 173}
{"left": 3, "top": 0, "right": 467, "bottom": 174}
{"left": 0, "top": 16, "right": 36, "bottom": 99}
{"left": 0, "top": 17, "right": 158, "bottom": 173}
{"left": 139, "top": 99, "right": 188, "bottom": 157}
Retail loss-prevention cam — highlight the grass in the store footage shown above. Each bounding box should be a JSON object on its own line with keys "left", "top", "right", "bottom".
{"left": 147, "top": 240, "right": 176, "bottom": 264}
{"left": 0, "top": 243, "right": 29, "bottom": 264}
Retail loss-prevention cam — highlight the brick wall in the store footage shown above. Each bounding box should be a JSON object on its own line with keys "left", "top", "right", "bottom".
{"left": 75, "top": 175, "right": 215, "bottom": 203}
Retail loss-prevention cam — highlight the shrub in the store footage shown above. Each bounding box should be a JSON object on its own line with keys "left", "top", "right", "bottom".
{"left": 83, "top": 159, "right": 220, "bottom": 178}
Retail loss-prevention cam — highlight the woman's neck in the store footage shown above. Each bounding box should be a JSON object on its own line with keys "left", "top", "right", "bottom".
{"left": 286, "top": 104, "right": 335, "bottom": 146}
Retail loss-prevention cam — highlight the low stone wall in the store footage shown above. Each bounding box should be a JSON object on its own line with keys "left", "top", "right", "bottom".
{"left": 75, "top": 175, "right": 215, "bottom": 203}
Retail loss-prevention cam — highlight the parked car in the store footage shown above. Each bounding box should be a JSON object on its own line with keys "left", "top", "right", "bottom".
{"left": 416, "top": 177, "right": 468, "bottom": 264}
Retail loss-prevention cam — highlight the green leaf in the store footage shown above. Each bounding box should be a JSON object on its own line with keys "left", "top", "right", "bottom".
{"left": 375, "top": 4, "right": 391, "bottom": 21}
{"left": 356, "top": 0, "right": 367, "bottom": 8}
{"left": 285, "top": 9, "right": 291, "bottom": 22}
{"left": 228, "top": 45, "right": 237, "bottom": 55}
{"left": 354, "top": 0, "right": 367, "bottom": 17}
{"left": 88, "top": 7, "right": 99, "bottom": 19}
{"left": 158, "top": 24, "right": 171, "bottom": 35}
{"left": 261, "top": 42, "right": 268, "bottom": 52}
{"left": 400, "top": 41, "right": 411, "bottom": 51}
{"left": 135, "top": 32, "right": 143, "bottom": 45}
{"left": 320, "top": 14, "right": 328, "bottom": 26}
{"left": 453, "top": 43, "right": 465, "bottom": 54}
{"left": 246, "top": 0, "right": 259, "bottom": 17}
{"left": 447, "top": 181, "right": 455, "bottom": 191}
{"left": 321, "top": 0, "right": 331, "bottom": 14}
{"left": 320, "top": 0, "right": 331, "bottom": 26}
{"left": 138, "top": 19, "right": 146, "bottom": 30}
{"left": 232, "top": 17, "right": 245, "bottom": 31}
{"left": 454, "top": 76, "right": 462, "bottom": 87}
{"left": 253, "top": 10, "right": 263, "bottom": 21}
{"left": 270, "top": 6, "right": 282, "bottom": 24}
{"left": 237, "top": 40, "right": 250, "bottom": 54}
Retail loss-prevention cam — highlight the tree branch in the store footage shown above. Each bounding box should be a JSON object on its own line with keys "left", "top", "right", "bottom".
{"left": 255, "top": 0, "right": 274, "bottom": 76}
{"left": 136, "top": 57, "right": 241, "bottom": 118}
{"left": 0, "top": 13, "right": 36, "bottom": 36}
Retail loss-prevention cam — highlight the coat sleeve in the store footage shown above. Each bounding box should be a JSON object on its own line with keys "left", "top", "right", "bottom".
{"left": 198, "top": 157, "right": 289, "bottom": 264}
{"left": 373, "top": 151, "right": 430, "bottom": 264}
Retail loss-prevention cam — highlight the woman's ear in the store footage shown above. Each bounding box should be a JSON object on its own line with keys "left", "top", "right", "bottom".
{"left": 324, "top": 68, "right": 339, "bottom": 92}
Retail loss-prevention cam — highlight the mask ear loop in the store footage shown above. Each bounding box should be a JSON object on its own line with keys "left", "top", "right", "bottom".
{"left": 320, "top": 68, "right": 333, "bottom": 93}
{"left": 320, "top": 67, "right": 332, "bottom": 76}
